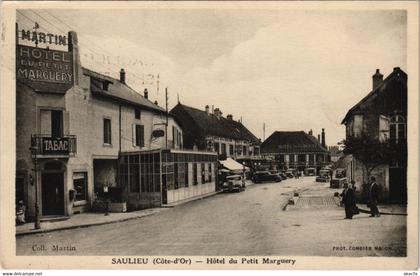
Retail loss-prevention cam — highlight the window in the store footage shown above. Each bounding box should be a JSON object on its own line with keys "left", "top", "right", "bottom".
{"left": 243, "top": 145, "right": 247, "bottom": 156}
{"left": 221, "top": 143, "right": 226, "bottom": 155}
{"left": 184, "top": 163, "right": 189, "bottom": 187}
{"left": 40, "top": 109, "right": 63, "bottom": 137}
{"left": 174, "top": 163, "right": 179, "bottom": 189}
{"left": 379, "top": 115, "right": 390, "bottom": 142}
{"left": 208, "top": 163, "right": 212, "bottom": 182}
{"left": 193, "top": 163, "right": 198, "bottom": 185}
{"left": 103, "top": 118, "right": 112, "bottom": 144}
{"left": 214, "top": 142, "right": 219, "bottom": 154}
{"left": 135, "top": 108, "right": 141, "bottom": 120}
{"left": 134, "top": 124, "right": 144, "bottom": 147}
{"left": 73, "top": 172, "right": 87, "bottom": 201}
{"left": 353, "top": 114, "right": 363, "bottom": 137}
{"left": 390, "top": 115, "right": 406, "bottom": 143}
{"left": 229, "top": 144, "right": 234, "bottom": 156}
{"left": 201, "top": 163, "right": 205, "bottom": 184}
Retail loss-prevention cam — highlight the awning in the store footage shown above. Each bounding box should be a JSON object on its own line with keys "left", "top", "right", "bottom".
{"left": 220, "top": 158, "right": 250, "bottom": 172}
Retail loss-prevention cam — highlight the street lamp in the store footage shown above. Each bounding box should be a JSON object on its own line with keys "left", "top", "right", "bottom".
{"left": 29, "top": 145, "right": 41, "bottom": 229}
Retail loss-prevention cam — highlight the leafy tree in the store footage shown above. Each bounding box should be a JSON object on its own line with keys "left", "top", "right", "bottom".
{"left": 343, "top": 134, "right": 406, "bottom": 187}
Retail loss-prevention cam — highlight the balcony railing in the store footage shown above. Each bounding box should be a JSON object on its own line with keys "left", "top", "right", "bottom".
{"left": 31, "top": 134, "right": 77, "bottom": 157}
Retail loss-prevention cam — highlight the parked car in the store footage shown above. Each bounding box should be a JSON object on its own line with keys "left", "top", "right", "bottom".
{"left": 252, "top": 171, "right": 282, "bottom": 183}
{"left": 304, "top": 167, "right": 316, "bottom": 176}
{"left": 316, "top": 169, "right": 331, "bottom": 182}
{"left": 222, "top": 175, "right": 244, "bottom": 192}
{"left": 335, "top": 169, "right": 346, "bottom": 178}
{"left": 330, "top": 178, "right": 347, "bottom": 188}
{"left": 279, "top": 172, "right": 288, "bottom": 180}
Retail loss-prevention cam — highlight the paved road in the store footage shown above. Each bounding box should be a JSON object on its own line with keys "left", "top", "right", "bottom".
{"left": 16, "top": 177, "right": 406, "bottom": 256}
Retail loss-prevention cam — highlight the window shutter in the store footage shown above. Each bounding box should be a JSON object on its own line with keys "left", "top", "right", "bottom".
{"left": 132, "top": 124, "right": 136, "bottom": 147}
{"left": 40, "top": 110, "right": 52, "bottom": 135}
{"left": 379, "top": 115, "right": 390, "bottom": 142}
{"left": 63, "top": 111, "right": 70, "bottom": 135}
{"left": 139, "top": 125, "right": 145, "bottom": 147}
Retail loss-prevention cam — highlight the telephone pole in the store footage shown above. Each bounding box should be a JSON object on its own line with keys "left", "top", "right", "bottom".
{"left": 165, "top": 87, "right": 168, "bottom": 149}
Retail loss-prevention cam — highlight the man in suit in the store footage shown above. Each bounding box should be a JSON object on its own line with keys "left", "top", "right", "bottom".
{"left": 341, "top": 182, "right": 356, "bottom": 219}
{"left": 368, "top": 176, "right": 381, "bottom": 217}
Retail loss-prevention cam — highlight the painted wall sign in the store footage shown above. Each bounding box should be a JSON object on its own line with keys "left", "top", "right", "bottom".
{"left": 16, "top": 44, "right": 73, "bottom": 85}
{"left": 20, "top": 29, "right": 67, "bottom": 46}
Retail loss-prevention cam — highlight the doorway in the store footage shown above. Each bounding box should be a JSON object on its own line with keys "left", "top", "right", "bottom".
{"left": 41, "top": 172, "right": 64, "bottom": 216}
{"left": 389, "top": 167, "right": 407, "bottom": 203}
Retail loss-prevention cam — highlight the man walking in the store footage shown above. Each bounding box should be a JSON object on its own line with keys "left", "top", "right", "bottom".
{"left": 341, "top": 182, "right": 356, "bottom": 219}
{"left": 368, "top": 176, "right": 380, "bottom": 217}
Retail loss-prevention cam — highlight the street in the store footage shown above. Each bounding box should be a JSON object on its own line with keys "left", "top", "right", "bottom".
{"left": 16, "top": 177, "right": 406, "bottom": 256}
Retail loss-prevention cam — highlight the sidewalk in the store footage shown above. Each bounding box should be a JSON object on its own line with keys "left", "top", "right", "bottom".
{"left": 357, "top": 204, "right": 407, "bottom": 216}
{"left": 16, "top": 208, "right": 165, "bottom": 236}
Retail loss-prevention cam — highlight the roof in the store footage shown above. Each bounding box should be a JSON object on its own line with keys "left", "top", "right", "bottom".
{"left": 260, "top": 131, "right": 328, "bottom": 154}
{"left": 170, "top": 103, "right": 260, "bottom": 144}
{"left": 82, "top": 67, "right": 166, "bottom": 114}
{"left": 341, "top": 67, "right": 407, "bottom": 124}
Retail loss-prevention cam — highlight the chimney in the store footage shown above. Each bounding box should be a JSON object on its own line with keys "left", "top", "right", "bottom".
{"left": 308, "top": 129, "right": 313, "bottom": 136}
{"left": 214, "top": 108, "right": 222, "bottom": 119}
{"left": 372, "top": 69, "right": 383, "bottom": 90}
{"left": 205, "top": 105, "right": 210, "bottom": 115}
{"left": 317, "top": 134, "right": 320, "bottom": 143}
{"left": 120, "top": 68, "right": 126, "bottom": 84}
{"left": 144, "top": 88, "right": 148, "bottom": 99}
{"left": 227, "top": 114, "right": 233, "bottom": 120}
{"left": 321, "top": 128, "right": 326, "bottom": 148}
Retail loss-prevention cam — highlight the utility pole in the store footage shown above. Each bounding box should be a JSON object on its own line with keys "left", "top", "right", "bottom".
{"left": 263, "top": 123, "right": 266, "bottom": 141}
{"left": 30, "top": 144, "right": 41, "bottom": 229}
{"left": 165, "top": 87, "right": 168, "bottom": 149}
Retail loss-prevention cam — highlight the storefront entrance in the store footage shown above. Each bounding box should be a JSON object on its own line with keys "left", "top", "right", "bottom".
{"left": 41, "top": 172, "right": 64, "bottom": 216}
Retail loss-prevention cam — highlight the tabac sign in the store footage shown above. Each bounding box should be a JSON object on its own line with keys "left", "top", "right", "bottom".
{"left": 17, "top": 45, "right": 73, "bottom": 85}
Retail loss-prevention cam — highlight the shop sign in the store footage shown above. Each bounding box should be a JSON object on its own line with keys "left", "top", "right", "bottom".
{"left": 20, "top": 29, "right": 68, "bottom": 46}
{"left": 42, "top": 137, "right": 73, "bottom": 155}
{"left": 16, "top": 44, "right": 73, "bottom": 85}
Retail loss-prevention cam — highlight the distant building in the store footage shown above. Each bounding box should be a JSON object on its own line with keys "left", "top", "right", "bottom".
{"left": 170, "top": 103, "right": 260, "bottom": 159}
{"left": 260, "top": 130, "right": 330, "bottom": 172}
{"left": 328, "top": 145, "right": 343, "bottom": 163}
{"left": 341, "top": 67, "right": 407, "bottom": 203}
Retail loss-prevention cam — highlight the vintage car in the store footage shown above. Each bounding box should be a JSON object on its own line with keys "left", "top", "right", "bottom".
{"left": 304, "top": 167, "right": 316, "bottom": 176}
{"left": 316, "top": 169, "right": 331, "bottom": 182}
{"left": 252, "top": 171, "right": 282, "bottom": 183}
{"left": 330, "top": 178, "right": 348, "bottom": 189}
{"left": 222, "top": 174, "right": 244, "bottom": 192}
{"left": 279, "top": 172, "right": 288, "bottom": 180}
{"left": 335, "top": 169, "right": 346, "bottom": 179}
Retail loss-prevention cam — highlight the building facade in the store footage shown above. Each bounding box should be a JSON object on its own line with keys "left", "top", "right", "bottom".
{"left": 15, "top": 28, "right": 183, "bottom": 220}
{"left": 260, "top": 130, "right": 330, "bottom": 172}
{"left": 170, "top": 103, "right": 261, "bottom": 159}
{"left": 341, "top": 68, "right": 407, "bottom": 203}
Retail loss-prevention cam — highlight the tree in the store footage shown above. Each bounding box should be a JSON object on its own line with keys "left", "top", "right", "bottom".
{"left": 343, "top": 134, "right": 405, "bottom": 187}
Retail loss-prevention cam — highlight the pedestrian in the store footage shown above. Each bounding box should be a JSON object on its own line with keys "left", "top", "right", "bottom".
{"left": 368, "top": 176, "right": 381, "bottom": 217}
{"left": 340, "top": 182, "right": 356, "bottom": 219}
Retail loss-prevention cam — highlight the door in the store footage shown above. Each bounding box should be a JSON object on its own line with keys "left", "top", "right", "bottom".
{"left": 41, "top": 173, "right": 64, "bottom": 216}
{"left": 389, "top": 168, "right": 407, "bottom": 203}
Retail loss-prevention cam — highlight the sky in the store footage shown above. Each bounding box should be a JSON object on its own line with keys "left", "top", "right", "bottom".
{"left": 17, "top": 8, "right": 407, "bottom": 146}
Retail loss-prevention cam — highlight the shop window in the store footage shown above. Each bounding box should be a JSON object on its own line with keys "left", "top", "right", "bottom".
{"left": 73, "top": 172, "right": 87, "bottom": 201}
{"left": 193, "top": 163, "right": 198, "bottom": 185}
{"left": 135, "top": 108, "right": 141, "bottom": 120}
{"left": 103, "top": 118, "right": 112, "bottom": 145}
{"left": 208, "top": 163, "right": 212, "bottom": 183}
{"left": 184, "top": 163, "right": 189, "bottom": 187}
{"left": 201, "top": 163, "right": 205, "bottom": 184}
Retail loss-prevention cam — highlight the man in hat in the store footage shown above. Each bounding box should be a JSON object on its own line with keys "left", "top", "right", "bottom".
{"left": 368, "top": 176, "right": 381, "bottom": 217}
{"left": 341, "top": 182, "right": 356, "bottom": 219}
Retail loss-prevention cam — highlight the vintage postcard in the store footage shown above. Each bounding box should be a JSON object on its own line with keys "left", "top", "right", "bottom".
{"left": 0, "top": 1, "right": 418, "bottom": 270}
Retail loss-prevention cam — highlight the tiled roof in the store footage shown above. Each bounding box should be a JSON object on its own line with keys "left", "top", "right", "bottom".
{"left": 83, "top": 67, "right": 166, "bottom": 114}
{"left": 260, "top": 131, "right": 328, "bottom": 154}
{"left": 170, "top": 103, "right": 260, "bottom": 144}
{"left": 341, "top": 67, "right": 407, "bottom": 124}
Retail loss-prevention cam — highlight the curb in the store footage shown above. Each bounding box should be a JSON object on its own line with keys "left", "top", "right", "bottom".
{"left": 15, "top": 211, "right": 160, "bottom": 237}
{"left": 356, "top": 207, "right": 407, "bottom": 216}
{"left": 161, "top": 190, "right": 222, "bottom": 208}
